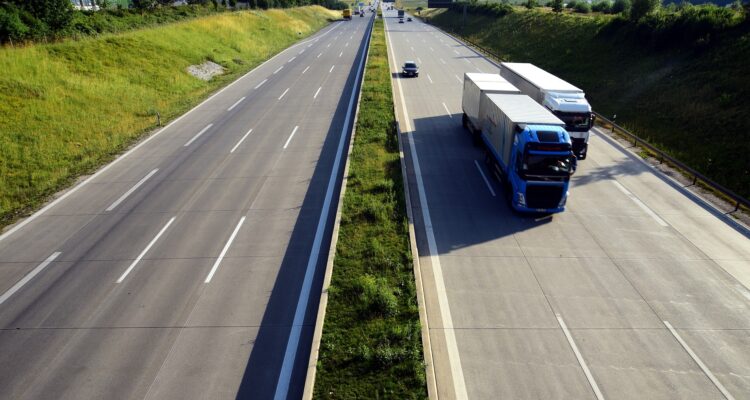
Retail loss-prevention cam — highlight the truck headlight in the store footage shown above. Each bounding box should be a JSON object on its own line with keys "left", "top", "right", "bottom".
{"left": 517, "top": 192, "right": 526, "bottom": 207}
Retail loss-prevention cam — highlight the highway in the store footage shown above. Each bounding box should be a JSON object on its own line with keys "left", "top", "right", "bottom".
{"left": 383, "top": 6, "right": 750, "bottom": 400}
{"left": 0, "top": 13, "right": 372, "bottom": 400}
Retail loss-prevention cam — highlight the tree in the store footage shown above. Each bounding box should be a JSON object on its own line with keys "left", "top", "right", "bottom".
{"left": 592, "top": 0, "right": 612, "bottom": 13}
{"left": 565, "top": 0, "right": 577, "bottom": 9}
{"left": 611, "top": 0, "right": 630, "bottom": 14}
{"left": 551, "top": 0, "right": 563, "bottom": 12}
{"left": 14, "top": 0, "right": 73, "bottom": 32}
{"left": 132, "top": 0, "right": 157, "bottom": 9}
{"left": 573, "top": 1, "right": 590, "bottom": 13}
{"left": 629, "top": 0, "right": 658, "bottom": 21}
{"left": 524, "top": 0, "right": 537, "bottom": 9}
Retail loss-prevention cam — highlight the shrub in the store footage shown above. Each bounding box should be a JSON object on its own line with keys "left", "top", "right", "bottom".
{"left": 566, "top": 0, "right": 577, "bottom": 9}
{"left": 630, "top": 0, "right": 658, "bottom": 21}
{"left": 592, "top": 0, "right": 612, "bottom": 13}
{"left": 551, "top": 0, "right": 563, "bottom": 12}
{"left": 354, "top": 275, "right": 399, "bottom": 317}
{"left": 525, "top": 0, "right": 538, "bottom": 9}
{"left": 611, "top": 0, "right": 630, "bottom": 14}
{"left": 0, "top": 4, "right": 29, "bottom": 43}
{"left": 574, "top": 1, "right": 591, "bottom": 13}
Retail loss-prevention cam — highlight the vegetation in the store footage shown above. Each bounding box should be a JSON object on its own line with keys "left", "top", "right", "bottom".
{"left": 0, "top": 6, "right": 339, "bottom": 228}
{"left": 426, "top": 5, "right": 750, "bottom": 199}
{"left": 0, "top": 0, "right": 348, "bottom": 44}
{"left": 314, "top": 18, "right": 426, "bottom": 399}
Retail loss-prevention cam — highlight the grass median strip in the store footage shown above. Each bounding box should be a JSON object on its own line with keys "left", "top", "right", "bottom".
{"left": 0, "top": 6, "right": 338, "bottom": 230}
{"left": 314, "top": 18, "right": 427, "bottom": 399}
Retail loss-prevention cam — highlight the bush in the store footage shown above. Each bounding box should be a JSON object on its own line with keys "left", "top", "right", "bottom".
{"left": 566, "top": 0, "right": 577, "bottom": 9}
{"left": 354, "top": 275, "right": 399, "bottom": 317}
{"left": 574, "top": 1, "right": 591, "bottom": 13}
{"left": 450, "top": 1, "right": 514, "bottom": 17}
{"left": 611, "top": 0, "right": 630, "bottom": 14}
{"left": 525, "top": 0, "right": 538, "bottom": 9}
{"left": 0, "top": 4, "right": 29, "bottom": 43}
{"left": 551, "top": 0, "right": 564, "bottom": 12}
{"left": 630, "top": 0, "right": 658, "bottom": 21}
{"left": 592, "top": 0, "right": 612, "bottom": 13}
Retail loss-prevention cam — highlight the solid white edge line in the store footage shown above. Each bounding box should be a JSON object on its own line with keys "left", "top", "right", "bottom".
{"left": 254, "top": 79, "right": 268, "bottom": 90}
{"left": 230, "top": 129, "right": 253, "bottom": 153}
{"left": 442, "top": 102, "right": 452, "bottom": 118}
{"left": 0, "top": 252, "right": 61, "bottom": 306}
{"left": 184, "top": 123, "right": 213, "bottom": 147}
{"left": 105, "top": 168, "right": 159, "bottom": 211}
{"left": 427, "top": 74, "right": 433, "bottom": 84}
{"left": 612, "top": 181, "right": 668, "bottom": 226}
{"left": 385, "top": 18, "right": 469, "bottom": 400}
{"left": 274, "top": 66, "right": 283, "bottom": 74}
{"left": 283, "top": 126, "right": 299, "bottom": 149}
{"left": 116, "top": 216, "right": 175, "bottom": 283}
{"left": 204, "top": 216, "right": 246, "bottom": 283}
{"left": 314, "top": 87, "right": 322, "bottom": 99}
{"left": 273, "top": 16, "right": 373, "bottom": 400}
{"left": 557, "top": 314, "right": 605, "bottom": 400}
{"left": 302, "top": 66, "right": 310, "bottom": 74}
{"left": 664, "top": 320, "right": 736, "bottom": 400}
{"left": 473, "top": 160, "right": 496, "bottom": 197}
{"left": 0, "top": 21, "right": 341, "bottom": 244}
{"left": 226, "top": 96, "right": 246, "bottom": 112}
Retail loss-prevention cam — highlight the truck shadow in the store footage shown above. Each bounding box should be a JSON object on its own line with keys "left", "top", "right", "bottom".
{"left": 232, "top": 20, "right": 372, "bottom": 400}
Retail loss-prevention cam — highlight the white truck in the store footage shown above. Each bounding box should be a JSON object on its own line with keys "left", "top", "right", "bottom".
{"left": 500, "top": 63, "right": 594, "bottom": 159}
{"left": 461, "top": 73, "right": 521, "bottom": 144}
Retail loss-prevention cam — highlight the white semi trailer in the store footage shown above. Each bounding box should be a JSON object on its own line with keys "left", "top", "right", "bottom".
{"left": 500, "top": 63, "right": 594, "bottom": 159}
{"left": 461, "top": 73, "right": 520, "bottom": 144}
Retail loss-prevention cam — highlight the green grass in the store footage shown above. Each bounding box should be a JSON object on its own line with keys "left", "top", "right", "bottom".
{"left": 427, "top": 8, "right": 750, "bottom": 199}
{"left": 314, "top": 18, "right": 427, "bottom": 399}
{"left": 0, "top": 6, "right": 339, "bottom": 229}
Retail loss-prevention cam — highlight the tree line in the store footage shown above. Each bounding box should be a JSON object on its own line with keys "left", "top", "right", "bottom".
{"left": 0, "top": 0, "right": 347, "bottom": 44}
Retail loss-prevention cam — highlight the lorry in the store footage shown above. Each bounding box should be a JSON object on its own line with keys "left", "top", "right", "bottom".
{"left": 343, "top": 8, "right": 352, "bottom": 19}
{"left": 500, "top": 62, "right": 594, "bottom": 160}
{"left": 397, "top": 9, "right": 405, "bottom": 18}
{"left": 462, "top": 73, "right": 521, "bottom": 144}
{"left": 479, "top": 94, "right": 576, "bottom": 213}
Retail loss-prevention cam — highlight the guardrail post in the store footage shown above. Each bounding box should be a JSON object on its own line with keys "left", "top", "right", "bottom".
{"left": 734, "top": 201, "right": 740, "bottom": 212}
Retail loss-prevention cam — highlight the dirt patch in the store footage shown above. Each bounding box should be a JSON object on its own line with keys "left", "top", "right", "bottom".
{"left": 187, "top": 61, "right": 226, "bottom": 81}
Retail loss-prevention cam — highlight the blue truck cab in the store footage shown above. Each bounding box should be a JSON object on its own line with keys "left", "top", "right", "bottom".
{"left": 480, "top": 94, "right": 576, "bottom": 213}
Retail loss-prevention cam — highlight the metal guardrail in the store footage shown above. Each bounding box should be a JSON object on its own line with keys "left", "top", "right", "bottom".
{"left": 421, "top": 19, "right": 749, "bottom": 213}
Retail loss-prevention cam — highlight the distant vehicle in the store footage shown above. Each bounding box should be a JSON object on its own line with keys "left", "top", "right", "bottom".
{"left": 401, "top": 61, "right": 419, "bottom": 77}
{"left": 343, "top": 9, "right": 352, "bottom": 19}
{"left": 354, "top": 9, "right": 360, "bottom": 14}
{"left": 360, "top": 12, "right": 364, "bottom": 17}
{"left": 475, "top": 94, "right": 575, "bottom": 213}
{"left": 397, "top": 9, "right": 405, "bottom": 18}
{"left": 500, "top": 63, "right": 594, "bottom": 159}
{"left": 407, "top": 17, "right": 412, "bottom": 21}
{"left": 399, "top": 18, "right": 404, "bottom": 23}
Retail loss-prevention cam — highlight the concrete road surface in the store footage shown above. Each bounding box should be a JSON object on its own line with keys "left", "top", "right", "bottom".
{"left": 0, "top": 14, "right": 372, "bottom": 400}
{"left": 383, "top": 6, "right": 750, "bottom": 400}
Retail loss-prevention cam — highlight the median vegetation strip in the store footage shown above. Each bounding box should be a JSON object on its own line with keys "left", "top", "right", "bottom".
{"left": 314, "top": 18, "right": 427, "bottom": 399}
{"left": 0, "top": 6, "right": 338, "bottom": 229}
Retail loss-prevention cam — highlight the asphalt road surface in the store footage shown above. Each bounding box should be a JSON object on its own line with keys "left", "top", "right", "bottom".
{"left": 0, "top": 14, "right": 372, "bottom": 400}
{"left": 384, "top": 7, "right": 750, "bottom": 400}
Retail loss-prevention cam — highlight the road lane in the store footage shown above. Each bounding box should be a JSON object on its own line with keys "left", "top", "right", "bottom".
{"left": 0, "top": 14, "right": 372, "bottom": 400}
{"left": 385, "top": 7, "right": 750, "bottom": 399}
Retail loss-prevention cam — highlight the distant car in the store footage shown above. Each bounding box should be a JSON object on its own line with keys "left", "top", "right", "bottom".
{"left": 407, "top": 17, "right": 412, "bottom": 21}
{"left": 401, "top": 61, "right": 419, "bottom": 77}
{"left": 399, "top": 18, "right": 404, "bottom": 23}
{"left": 360, "top": 12, "right": 364, "bottom": 17}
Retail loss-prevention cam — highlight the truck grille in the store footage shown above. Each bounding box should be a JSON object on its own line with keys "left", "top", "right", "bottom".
{"left": 526, "top": 185, "right": 564, "bottom": 209}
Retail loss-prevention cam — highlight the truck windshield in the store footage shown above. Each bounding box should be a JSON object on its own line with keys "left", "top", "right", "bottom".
{"left": 556, "top": 112, "right": 591, "bottom": 131}
{"left": 521, "top": 154, "right": 575, "bottom": 177}
{"left": 404, "top": 63, "right": 417, "bottom": 68}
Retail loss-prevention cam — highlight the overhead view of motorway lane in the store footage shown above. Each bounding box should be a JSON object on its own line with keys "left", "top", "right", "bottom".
{"left": 0, "top": 13, "right": 372, "bottom": 400}
{"left": 384, "top": 6, "right": 750, "bottom": 400}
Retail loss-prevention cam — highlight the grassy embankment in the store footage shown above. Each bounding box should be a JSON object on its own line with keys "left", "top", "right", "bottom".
{"left": 314, "top": 18, "right": 427, "bottom": 399}
{"left": 425, "top": 8, "right": 750, "bottom": 200}
{"left": 0, "top": 6, "right": 338, "bottom": 229}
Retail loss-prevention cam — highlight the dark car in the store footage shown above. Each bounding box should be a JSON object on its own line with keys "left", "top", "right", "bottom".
{"left": 398, "top": 18, "right": 404, "bottom": 23}
{"left": 401, "top": 61, "right": 419, "bottom": 77}
{"left": 407, "top": 17, "right": 412, "bottom": 21}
